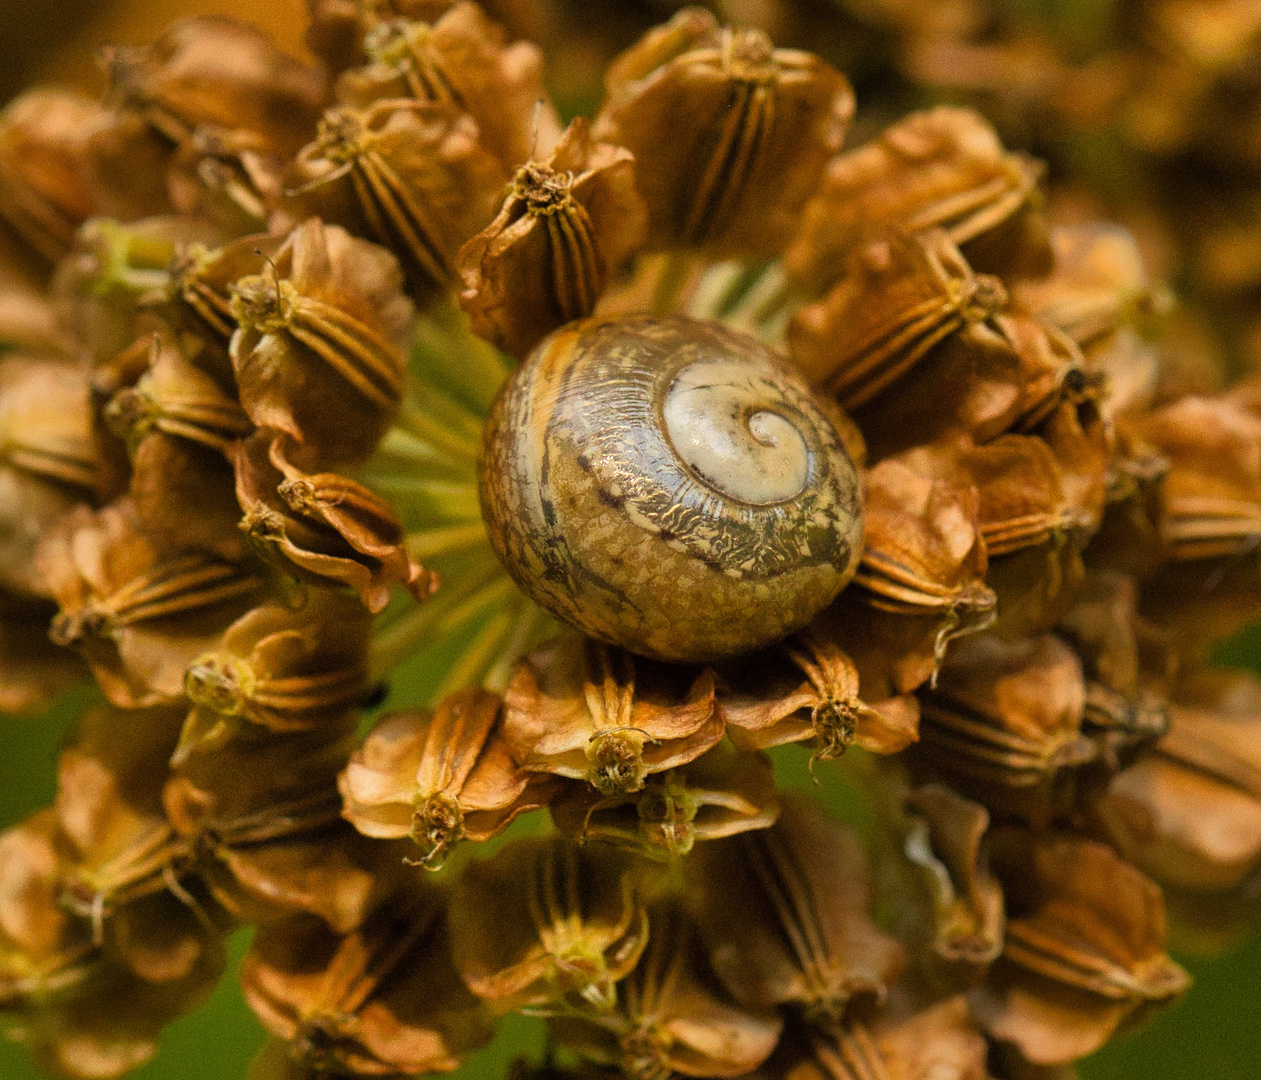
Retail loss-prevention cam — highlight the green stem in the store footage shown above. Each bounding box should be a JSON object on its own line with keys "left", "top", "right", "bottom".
{"left": 394, "top": 401, "right": 482, "bottom": 464}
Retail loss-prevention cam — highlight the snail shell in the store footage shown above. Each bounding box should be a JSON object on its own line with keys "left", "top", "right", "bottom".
{"left": 480, "top": 314, "right": 864, "bottom": 662}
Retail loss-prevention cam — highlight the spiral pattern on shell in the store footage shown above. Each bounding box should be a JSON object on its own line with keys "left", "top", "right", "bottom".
{"left": 479, "top": 314, "right": 864, "bottom": 661}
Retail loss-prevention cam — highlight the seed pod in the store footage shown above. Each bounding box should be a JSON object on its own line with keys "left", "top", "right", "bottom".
{"left": 786, "top": 105, "right": 1051, "bottom": 292}
{"left": 335, "top": 2, "right": 561, "bottom": 171}
{"left": 502, "top": 635, "right": 722, "bottom": 797}
{"left": 339, "top": 686, "right": 553, "bottom": 866}
{"left": 288, "top": 99, "right": 507, "bottom": 299}
{"left": 242, "top": 886, "right": 492, "bottom": 1077}
{"left": 914, "top": 633, "right": 1096, "bottom": 824}
{"left": 458, "top": 117, "right": 649, "bottom": 358}
{"left": 593, "top": 6, "right": 854, "bottom": 256}
{"left": 182, "top": 589, "right": 373, "bottom": 749}
{"left": 449, "top": 835, "right": 649, "bottom": 1012}
{"left": 481, "top": 315, "right": 864, "bottom": 662}
{"left": 234, "top": 431, "right": 435, "bottom": 613}
{"left": 229, "top": 218, "right": 414, "bottom": 471}
{"left": 37, "top": 499, "right": 270, "bottom": 708}
{"left": 693, "top": 798, "right": 906, "bottom": 1029}
{"left": 551, "top": 901, "right": 783, "bottom": 1078}
{"left": 969, "top": 828, "right": 1190, "bottom": 1065}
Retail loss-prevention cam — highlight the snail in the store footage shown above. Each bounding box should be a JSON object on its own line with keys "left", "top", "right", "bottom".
{"left": 479, "top": 314, "right": 864, "bottom": 662}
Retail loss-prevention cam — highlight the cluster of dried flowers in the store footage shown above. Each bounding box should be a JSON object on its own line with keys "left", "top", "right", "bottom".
{"left": 0, "top": 3, "right": 1258, "bottom": 1079}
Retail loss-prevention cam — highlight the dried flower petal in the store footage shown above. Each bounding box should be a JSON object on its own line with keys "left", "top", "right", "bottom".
{"left": 230, "top": 218, "right": 414, "bottom": 470}
{"left": 502, "top": 636, "right": 723, "bottom": 797}
{"left": 340, "top": 686, "right": 551, "bottom": 866}
{"left": 450, "top": 835, "right": 649, "bottom": 1012}
{"left": 242, "top": 887, "right": 492, "bottom": 1077}
{"left": 969, "top": 829, "right": 1190, "bottom": 1065}
{"left": 551, "top": 741, "right": 779, "bottom": 861}
{"left": 234, "top": 431, "right": 435, "bottom": 612}
{"left": 594, "top": 6, "right": 854, "bottom": 256}
{"left": 458, "top": 117, "right": 649, "bottom": 357}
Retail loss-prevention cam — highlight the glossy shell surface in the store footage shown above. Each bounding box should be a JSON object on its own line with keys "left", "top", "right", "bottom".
{"left": 479, "top": 314, "right": 863, "bottom": 661}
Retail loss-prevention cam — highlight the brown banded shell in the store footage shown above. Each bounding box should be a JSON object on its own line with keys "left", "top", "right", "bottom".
{"left": 479, "top": 315, "right": 864, "bottom": 662}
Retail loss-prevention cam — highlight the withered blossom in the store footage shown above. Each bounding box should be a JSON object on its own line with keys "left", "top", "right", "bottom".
{"left": 1099, "top": 672, "right": 1261, "bottom": 896}
{"left": 166, "top": 723, "right": 408, "bottom": 934}
{"left": 550, "top": 741, "right": 779, "bottom": 861}
{"left": 103, "top": 16, "right": 327, "bottom": 158}
{"left": 339, "top": 686, "right": 552, "bottom": 867}
{"left": 845, "top": 446, "right": 995, "bottom": 696}
{"left": 776, "top": 996, "right": 991, "bottom": 1080}
{"left": 969, "top": 828, "right": 1190, "bottom": 1065}
{"left": 304, "top": 0, "right": 460, "bottom": 75}
{"left": 458, "top": 117, "right": 649, "bottom": 358}
{"left": 181, "top": 589, "right": 373, "bottom": 754}
{"left": 502, "top": 636, "right": 723, "bottom": 798}
{"left": 785, "top": 105, "right": 1051, "bottom": 293}
{"left": 104, "top": 335, "right": 252, "bottom": 559}
{"left": 0, "top": 355, "right": 106, "bottom": 597}
{"left": 234, "top": 431, "right": 435, "bottom": 613}
{"left": 242, "top": 886, "right": 492, "bottom": 1077}
{"left": 1135, "top": 381, "right": 1261, "bottom": 561}
{"left": 287, "top": 98, "right": 507, "bottom": 298}
{"left": 593, "top": 6, "right": 855, "bottom": 257}
{"left": 165, "top": 125, "right": 286, "bottom": 236}
{"left": 914, "top": 633, "right": 1096, "bottom": 824}
{"left": 449, "top": 835, "right": 649, "bottom": 1012}
{"left": 788, "top": 231, "right": 1009, "bottom": 415}
{"left": 717, "top": 629, "right": 919, "bottom": 762}
{"left": 693, "top": 798, "right": 906, "bottom": 1030}
{"left": 552, "top": 901, "right": 783, "bottom": 1080}
{"left": 0, "top": 90, "right": 107, "bottom": 264}
{"left": 229, "top": 218, "right": 414, "bottom": 470}
{"left": 335, "top": 2, "right": 561, "bottom": 171}
{"left": 901, "top": 784, "right": 1004, "bottom": 983}
{"left": 37, "top": 498, "right": 271, "bottom": 708}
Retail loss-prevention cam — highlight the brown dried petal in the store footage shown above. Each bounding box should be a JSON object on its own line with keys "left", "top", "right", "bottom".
{"left": 593, "top": 7, "right": 854, "bottom": 257}
{"left": 903, "top": 784, "right": 1004, "bottom": 978}
{"left": 340, "top": 687, "right": 549, "bottom": 866}
{"left": 458, "top": 117, "right": 649, "bottom": 358}
{"left": 183, "top": 589, "right": 373, "bottom": 745}
{"left": 551, "top": 741, "right": 780, "bottom": 861}
{"left": 694, "top": 798, "right": 906, "bottom": 1028}
{"left": 502, "top": 635, "right": 723, "bottom": 797}
{"left": 336, "top": 2, "right": 561, "bottom": 171}
{"left": 786, "top": 106, "right": 1051, "bottom": 292}
{"left": 104, "top": 16, "right": 327, "bottom": 156}
{"left": 969, "top": 829, "right": 1190, "bottom": 1065}
{"left": 167, "top": 125, "right": 285, "bottom": 235}
{"left": 36, "top": 499, "right": 270, "bottom": 708}
{"left": 230, "top": 218, "right": 413, "bottom": 470}
{"left": 242, "top": 888, "right": 492, "bottom": 1076}
{"left": 915, "top": 633, "right": 1095, "bottom": 822}
{"left": 0, "top": 90, "right": 105, "bottom": 264}
{"left": 788, "top": 231, "right": 1008, "bottom": 413}
{"left": 288, "top": 98, "right": 508, "bottom": 298}
{"left": 717, "top": 631, "right": 919, "bottom": 760}
{"left": 0, "top": 594, "right": 88, "bottom": 715}
{"left": 1136, "top": 386, "right": 1261, "bottom": 560}
{"left": 553, "top": 901, "right": 783, "bottom": 1079}
{"left": 450, "top": 835, "right": 649, "bottom": 1012}
{"left": 234, "top": 431, "right": 434, "bottom": 612}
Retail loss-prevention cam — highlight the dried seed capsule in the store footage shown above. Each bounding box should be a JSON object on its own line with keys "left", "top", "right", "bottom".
{"left": 593, "top": 6, "right": 854, "bottom": 256}
{"left": 458, "top": 117, "right": 649, "bottom": 358}
{"left": 480, "top": 314, "right": 863, "bottom": 662}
